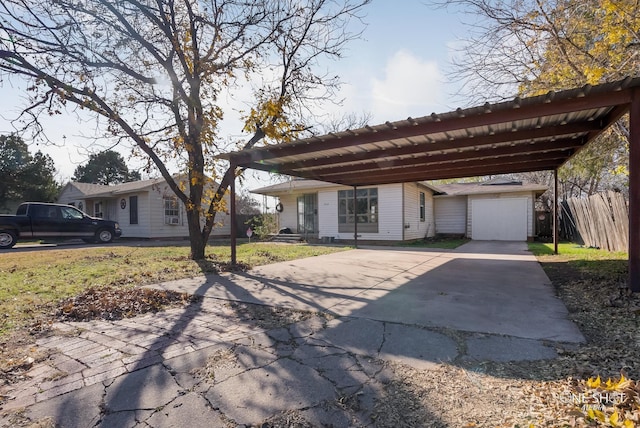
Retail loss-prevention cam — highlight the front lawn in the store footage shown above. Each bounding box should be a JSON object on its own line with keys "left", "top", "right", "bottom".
{"left": 529, "top": 241, "right": 629, "bottom": 284}
{"left": 397, "top": 238, "right": 470, "bottom": 249}
{"left": 0, "top": 242, "right": 350, "bottom": 337}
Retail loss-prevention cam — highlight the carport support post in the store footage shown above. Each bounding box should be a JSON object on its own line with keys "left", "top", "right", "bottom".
{"left": 353, "top": 186, "right": 358, "bottom": 249}
{"left": 629, "top": 90, "right": 640, "bottom": 292}
{"left": 230, "top": 164, "right": 237, "bottom": 267}
{"left": 553, "top": 169, "right": 559, "bottom": 255}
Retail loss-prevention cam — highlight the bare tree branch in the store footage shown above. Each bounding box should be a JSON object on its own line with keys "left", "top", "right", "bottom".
{"left": 0, "top": 0, "right": 370, "bottom": 259}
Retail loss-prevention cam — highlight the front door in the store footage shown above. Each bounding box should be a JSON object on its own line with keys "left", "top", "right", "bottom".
{"left": 297, "top": 194, "right": 318, "bottom": 235}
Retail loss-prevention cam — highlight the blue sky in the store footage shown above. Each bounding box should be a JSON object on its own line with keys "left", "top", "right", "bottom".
{"left": 0, "top": 0, "right": 469, "bottom": 183}
{"left": 334, "top": 0, "right": 467, "bottom": 122}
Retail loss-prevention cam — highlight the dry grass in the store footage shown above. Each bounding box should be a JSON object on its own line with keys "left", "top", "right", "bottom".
{"left": 0, "top": 242, "right": 348, "bottom": 336}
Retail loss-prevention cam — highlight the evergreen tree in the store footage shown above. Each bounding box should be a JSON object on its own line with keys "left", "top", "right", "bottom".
{"left": 0, "top": 134, "right": 59, "bottom": 210}
{"left": 73, "top": 150, "right": 141, "bottom": 185}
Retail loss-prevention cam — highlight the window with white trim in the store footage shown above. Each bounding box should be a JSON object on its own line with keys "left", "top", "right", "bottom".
{"left": 419, "top": 192, "right": 426, "bottom": 222}
{"left": 164, "top": 197, "right": 180, "bottom": 225}
{"left": 338, "top": 188, "right": 378, "bottom": 233}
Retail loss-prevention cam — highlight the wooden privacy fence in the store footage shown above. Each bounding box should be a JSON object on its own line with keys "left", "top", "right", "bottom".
{"left": 564, "top": 191, "right": 629, "bottom": 252}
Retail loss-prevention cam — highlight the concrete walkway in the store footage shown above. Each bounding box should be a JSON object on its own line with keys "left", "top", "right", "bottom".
{"left": 0, "top": 241, "right": 584, "bottom": 427}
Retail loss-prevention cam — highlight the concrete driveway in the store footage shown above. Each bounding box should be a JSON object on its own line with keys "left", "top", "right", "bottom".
{"left": 5, "top": 240, "right": 585, "bottom": 427}
{"left": 157, "top": 240, "right": 584, "bottom": 343}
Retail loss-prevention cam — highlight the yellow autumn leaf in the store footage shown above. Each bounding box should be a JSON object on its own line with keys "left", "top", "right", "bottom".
{"left": 610, "top": 411, "right": 620, "bottom": 427}
{"left": 623, "top": 420, "right": 634, "bottom": 428}
{"left": 612, "top": 164, "right": 629, "bottom": 177}
{"left": 606, "top": 374, "right": 631, "bottom": 390}
{"left": 587, "top": 376, "right": 602, "bottom": 388}
{"left": 587, "top": 407, "right": 607, "bottom": 422}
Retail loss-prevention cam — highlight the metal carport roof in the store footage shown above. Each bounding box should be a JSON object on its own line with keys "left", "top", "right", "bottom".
{"left": 223, "top": 76, "right": 640, "bottom": 291}
{"left": 224, "top": 77, "right": 637, "bottom": 186}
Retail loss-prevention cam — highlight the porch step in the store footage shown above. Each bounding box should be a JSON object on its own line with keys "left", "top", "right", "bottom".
{"left": 270, "top": 233, "right": 305, "bottom": 243}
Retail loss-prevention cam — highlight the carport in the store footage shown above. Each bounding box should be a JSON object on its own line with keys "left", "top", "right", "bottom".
{"left": 223, "top": 77, "right": 640, "bottom": 292}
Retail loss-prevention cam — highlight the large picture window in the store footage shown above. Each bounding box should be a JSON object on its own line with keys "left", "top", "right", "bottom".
{"left": 338, "top": 188, "right": 378, "bottom": 233}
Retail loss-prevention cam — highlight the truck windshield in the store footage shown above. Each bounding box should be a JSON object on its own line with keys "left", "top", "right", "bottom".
{"left": 60, "top": 206, "right": 84, "bottom": 220}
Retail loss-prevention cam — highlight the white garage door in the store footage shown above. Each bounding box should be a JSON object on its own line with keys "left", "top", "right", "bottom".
{"left": 471, "top": 198, "right": 527, "bottom": 241}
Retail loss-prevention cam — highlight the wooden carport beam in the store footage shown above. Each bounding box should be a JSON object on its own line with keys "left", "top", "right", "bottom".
{"left": 258, "top": 124, "right": 599, "bottom": 172}
{"left": 309, "top": 151, "right": 572, "bottom": 181}
{"left": 629, "top": 90, "right": 640, "bottom": 292}
{"left": 287, "top": 141, "right": 582, "bottom": 177}
{"left": 327, "top": 159, "right": 565, "bottom": 186}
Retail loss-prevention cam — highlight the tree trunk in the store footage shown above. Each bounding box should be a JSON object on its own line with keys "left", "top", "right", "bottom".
{"left": 186, "top": 207, "right": 206, "bottom": 260}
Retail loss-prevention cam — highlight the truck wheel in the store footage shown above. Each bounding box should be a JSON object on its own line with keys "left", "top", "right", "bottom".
{"left": 96, "top": 229, "right": 114, "bottom": 244}
{"left": 0, "top": 230, "right": 17, "bottom": 249}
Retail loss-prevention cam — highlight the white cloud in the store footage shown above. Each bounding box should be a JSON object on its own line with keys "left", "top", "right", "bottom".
{"left": 370, "top": 50, "right": 445, "bottom": 122}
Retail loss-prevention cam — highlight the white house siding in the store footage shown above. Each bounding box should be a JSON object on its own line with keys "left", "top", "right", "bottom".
{"left": 211, "top": 214, "right": 231, "bottom": 237}
{"left": 117, "top": 192, "right": 152, "bottom": 238}
{"left": 434, "top": 196, "right": 467, "bottom": 234}
{"left": 276, "top": 194, "right": 299, "bottom": 232}
{"left": 58, "top": 186, "right": 85, "bottom": 204}
{"left": 466, "top": 191, "right": 535, "bottom": 238}
{"left": 143, "top": 191, "right": 231, "bottom": 239}
{"left": 403, "top": 183, "right": 436, "bottom": 240}
{"left": 318, "top": 190, "right": 338, "bottom": 237}
{"left": 272, "top": 184, "right": 405, "bottom": 241}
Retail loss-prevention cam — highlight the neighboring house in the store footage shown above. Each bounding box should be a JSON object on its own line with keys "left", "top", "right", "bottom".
{"left": 251, "top": 178, "right": 547, "bottom": 242}
{"left": 58, "top": 177, "right": 231, "bottom": 239}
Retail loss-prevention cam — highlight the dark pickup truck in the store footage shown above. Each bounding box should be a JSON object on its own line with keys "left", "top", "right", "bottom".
{"left": 0, "top": 202, "right": 122, "bottom": 249}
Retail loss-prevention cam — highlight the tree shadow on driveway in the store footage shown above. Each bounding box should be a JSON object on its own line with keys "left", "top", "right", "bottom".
{"left": 22, "top": 244, "right": 597, "bottom": 427}
{"left": 23, "top": 255, "right": 453, "bottom": 427}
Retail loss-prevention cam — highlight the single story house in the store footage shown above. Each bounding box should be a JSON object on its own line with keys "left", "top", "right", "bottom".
{"left": 251, "top": 178, "right": 547, "bottom": 242}
{"left": 58, "top": 177, "right": 231, "bottom": 239}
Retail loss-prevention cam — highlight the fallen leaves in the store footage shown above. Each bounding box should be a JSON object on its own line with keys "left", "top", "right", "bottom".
{"left": 55, "top": 286, "right": 199, "bottom": 322}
